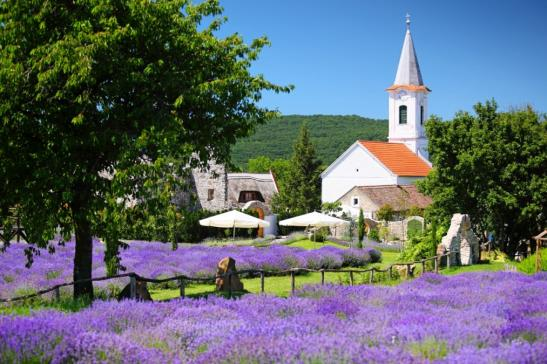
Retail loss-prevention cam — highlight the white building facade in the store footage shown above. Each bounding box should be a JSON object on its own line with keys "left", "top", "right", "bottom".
{"left": 321, "top": 16, "right": 432, "bottom": 216}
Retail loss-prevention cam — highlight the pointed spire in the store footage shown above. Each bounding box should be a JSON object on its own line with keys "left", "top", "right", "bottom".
{"left": 393, "top": 14, "right": 424, "bottom": 86}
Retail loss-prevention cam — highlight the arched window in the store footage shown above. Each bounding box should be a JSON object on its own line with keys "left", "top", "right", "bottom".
{"left": 399, "top": 105, "right": 407, "bottom": 124}
{"left": 420, "top": 105, "right": 424, "bottom": 125}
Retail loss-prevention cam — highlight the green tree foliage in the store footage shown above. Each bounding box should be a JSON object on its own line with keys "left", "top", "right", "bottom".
{"left": 246, "top": 156, "right": 291, "bottom": 190}
{"left": 232, "top": 115, "right": 388, "bottom": 168}
{"left": 0, "top": 0, "right": 289, "bottom": 298}
{"left": 272, "top": 125, "right": 322, "bottom": 217}
{"left": 400, "top": 225, "right": 441, "bottom": 262}
{"left": 357, "top": 209, "right": 365, "bottom": 248}
{"left": 321, "top": 201, "right": 342, "bottom": 216}
{"left": 376, "top": 204, "right": 395, "bottom": 221}
{"left": 418, "top": 100, "right": 547, "bottom": 258}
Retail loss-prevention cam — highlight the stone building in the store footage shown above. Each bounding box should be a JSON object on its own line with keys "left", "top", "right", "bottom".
{"left": 175, "top": 164, "right": 279, "bottom": 236}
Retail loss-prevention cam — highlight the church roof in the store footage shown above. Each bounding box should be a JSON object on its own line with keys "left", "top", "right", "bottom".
{"left": 387, "top": 16, "right": 429, "bottom": 92}
{"left": 359, "top": 141, "right": 431, "bottom": 177}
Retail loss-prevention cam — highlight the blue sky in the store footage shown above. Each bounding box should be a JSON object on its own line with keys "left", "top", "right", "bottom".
{"left": 216, "top": 0, "right": 547, "bottom": 120}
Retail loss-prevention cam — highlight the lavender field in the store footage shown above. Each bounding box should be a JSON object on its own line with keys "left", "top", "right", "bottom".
{"left": 1, "top": 272, "right": 546, "bottom": 363}
{"left": 0, "top": 240, "right": 380, "bottom": 299}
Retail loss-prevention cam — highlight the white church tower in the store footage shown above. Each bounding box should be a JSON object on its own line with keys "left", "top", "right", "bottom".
{"left": 387, "top": 15, "right": 430, "bottom": 160}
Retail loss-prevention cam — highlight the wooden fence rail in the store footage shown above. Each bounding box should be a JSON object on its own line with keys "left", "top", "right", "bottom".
{"left": 0, "top": 251, "right": 455, "bottom": 303}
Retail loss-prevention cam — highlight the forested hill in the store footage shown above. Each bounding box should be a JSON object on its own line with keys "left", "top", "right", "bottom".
{"left": 231, "top": 115, "right": 388, "bottom": 169}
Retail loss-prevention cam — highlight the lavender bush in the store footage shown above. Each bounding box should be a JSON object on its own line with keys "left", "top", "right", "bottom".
{"left": 1, "top": 272, "right": 546, "bottom": 363}
{"left": 0, "top": 240, "right": 380, "bottom": 298}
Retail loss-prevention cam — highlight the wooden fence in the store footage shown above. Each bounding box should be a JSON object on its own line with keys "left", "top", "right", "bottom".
{"left": 0, "top": 251, "right": 456, "bottom": 303}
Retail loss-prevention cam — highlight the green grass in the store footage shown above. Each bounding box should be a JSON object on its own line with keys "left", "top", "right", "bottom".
{"left": 150, "top": 270, "right": 375, "bottom": 300}
{"left": 440, "top": 260, "right": 507, "bottom": 275}
{"left": 0, "top": 296, "right": 92, "bottom": 316}
{"left": 284, "top": 239, "right": 348, "bottom": 250}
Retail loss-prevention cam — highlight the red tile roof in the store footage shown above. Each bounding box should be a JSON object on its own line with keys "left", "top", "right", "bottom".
{"left": 386, "top": 84, "right": 431, "bottom": 92}
{"left": 359, "top": 141, "right": 431, "bottom": 177}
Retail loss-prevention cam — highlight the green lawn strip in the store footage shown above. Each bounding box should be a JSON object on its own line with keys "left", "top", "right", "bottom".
{"left": 285, "top": 239, "right": 348, "bottom": 250}
{"left": 150, "top": 270, "right": 371, "bottom": 300}
{"left": 440, "top": 260, "right": 506, "bottom": 275}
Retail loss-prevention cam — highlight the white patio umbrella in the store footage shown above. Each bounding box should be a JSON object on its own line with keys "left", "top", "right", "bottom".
{"left": 279, "top": 211, "right": 349, "bottom": 241}
{"left": 199, "top": 210, "right": 270, "bottom": 239}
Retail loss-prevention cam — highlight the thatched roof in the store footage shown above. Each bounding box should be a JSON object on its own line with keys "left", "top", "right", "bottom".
{"left": 340, "top": 185, "right": 431, "bottom": 211}
{"left": 227, "top": 172, "right": 278, "bottom": 205}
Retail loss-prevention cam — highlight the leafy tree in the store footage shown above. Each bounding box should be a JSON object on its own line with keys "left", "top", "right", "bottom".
{"left": 272, "top": 124, "right": 322, "bottom": 217}
{"left": 376, "top": 204, "right": 395, "bottom": 222}
{"left": 321, "top": 201, "right": 342, "bottom": 216}
{"left": 357, "top": 208, "right": 365, "bottom": 248}
{"left": 246, "top": 156, "right": 291, "bottom": 190}
{"left": 0, "top": 0, "right": 289, "bottom": 298}
{"left": 418, "top": 100, "right": 547, "bottom": 258}
{"left": 406, "top": 205, "right": 424, "bottom": 218}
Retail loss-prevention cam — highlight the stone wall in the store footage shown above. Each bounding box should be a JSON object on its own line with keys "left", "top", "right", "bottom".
{"left": 174, "top": 161, "right": 228, "bottom": 212}
{"left": 192, "top": 162, "right": 228, "bottom": 212}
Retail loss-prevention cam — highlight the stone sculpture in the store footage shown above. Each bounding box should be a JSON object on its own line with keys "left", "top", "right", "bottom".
{"left": 438, "top": 214, "right": 480, "bottom": 266}
{"left": 215, "top": 256, "right": 244, "bottom": 292}
{"left": 117, "top": 280, "right": 152, "bottom": 301}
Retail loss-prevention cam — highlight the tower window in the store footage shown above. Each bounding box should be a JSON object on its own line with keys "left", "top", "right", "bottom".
{"left": 420, "top": 105, "right": 424, "bottom": 125}
{"left": 399, "top": 105, "right": 407, "bottom": 124}
{"left": 207, "top": 189, "right": 214, "bottom": 201}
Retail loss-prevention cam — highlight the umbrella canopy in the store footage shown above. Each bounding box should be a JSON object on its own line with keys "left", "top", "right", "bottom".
{"left": 199, "top": 210, "right": 270, "bottom": 229}
{"left": 279, "top": 211, "right": 349, "bottom": 227}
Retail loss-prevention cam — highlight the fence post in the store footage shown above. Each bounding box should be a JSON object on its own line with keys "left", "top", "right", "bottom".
{"left": 228, "top": 272, "right": 232, "bottom": 298}
{"left": 130, "top": 275, "right": 137, "bottom": 300}
{"left": 389, "top": 266, "right": 393, "bottom": 280}
{"left": 290, "top": 270, "right": 295, "bottom": 294}
{"left": 421, "top": 260, "right": 426, "bottom": 274}
{"left": 179, "top": 278, "right": 185, "bottom": 298}
{"left": 369, "top": 270, "right": 374, "bottom": 284}
{"left": 349, "top": 271, "right": 354, "bottom": 286}
{"left": 54, "top": 286, "right": 60, "bottom": 301}
{"left": 406, "top": 264, "right": 411, "bottom": 279}
{"left": 434, "top": 256, "right": 439, "bottom": 273}
{"left": 446, "top": 250, "right": 451, "bottom": 269}
{"left": 321, "top": 269, "right": 325, "bottom": 285}
{"left": 260, "top": 271, "right": 265, "bottom": 293}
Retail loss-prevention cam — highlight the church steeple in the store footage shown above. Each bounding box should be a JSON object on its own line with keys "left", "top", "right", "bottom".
{"left": 393, "top": 14, "right": 424, "bottom": 87}
{"left": 386, "top": 14, "right": 430, "bottom": 161}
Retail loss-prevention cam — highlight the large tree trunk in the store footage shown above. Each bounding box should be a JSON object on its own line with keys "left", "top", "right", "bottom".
{"left": 73, "top": 205, "right": 94, "bottom": 299}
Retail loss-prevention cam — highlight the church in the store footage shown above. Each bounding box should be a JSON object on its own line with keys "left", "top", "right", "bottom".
{"left": 321, "top": 16, "right": 432, "bottom": 219}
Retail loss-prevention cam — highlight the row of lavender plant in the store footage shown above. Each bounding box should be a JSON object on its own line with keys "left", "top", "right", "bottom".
{"left": 0, "top": 240, "right": 380, "bottom": 298}
{"left": 1, "top": 272, "right": 545, "bottom": 363}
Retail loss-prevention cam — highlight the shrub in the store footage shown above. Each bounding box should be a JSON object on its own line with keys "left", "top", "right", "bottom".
{"left": 357, "top": 209, "right": 365, "bottom": 247}
{"left": 376, "top": 204, "right": 394, "bottom": 221}
{"left": 368, "top": 228, "right": 380, "bottom": 242}
{"left": 515, "top": 252, "right": 547, "bottom": 274}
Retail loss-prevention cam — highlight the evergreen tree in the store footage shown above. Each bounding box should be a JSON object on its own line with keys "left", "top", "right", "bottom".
{"left": 357, "top": 209, "right": 365, "bottom": 248}
{"left": 272, "top": 125, "right": 322, "bottom": 217}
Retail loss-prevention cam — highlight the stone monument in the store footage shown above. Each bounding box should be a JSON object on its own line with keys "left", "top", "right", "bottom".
{"left": 215, "top": 257, "right": 244, "bottom": 292}
{"left": 438, "top": 214, "right": 480, "bottom": 266}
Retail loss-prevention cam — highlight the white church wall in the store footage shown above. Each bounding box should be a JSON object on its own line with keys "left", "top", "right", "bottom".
{"left": 321, "top": 144, "right": 395, "bottom": 202}
{"left": 396, "top": 176, "right": 423, "bottom": 185}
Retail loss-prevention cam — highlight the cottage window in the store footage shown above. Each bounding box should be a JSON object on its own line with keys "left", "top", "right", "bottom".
{"left": 238, "top": 191, "right": 265, "bottom": 203}
{"left": 207, "top": 189, "right": 214, "bottom": 201}
{"left": 399, "top": 105, "right": 407, "bottom": 124}
{"left": 352, "top": 197, "right": 359, "bottom": 207}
